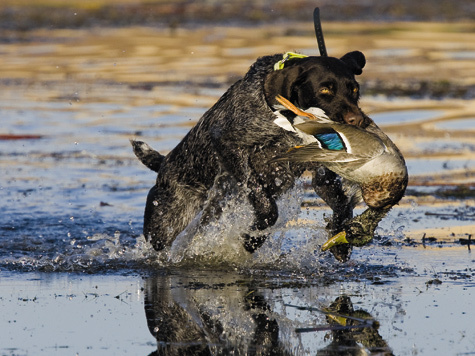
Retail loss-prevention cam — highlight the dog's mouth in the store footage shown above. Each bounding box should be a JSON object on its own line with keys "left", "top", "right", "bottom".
{"left": 272, "top": 95, "right": 371, "bottom": 129}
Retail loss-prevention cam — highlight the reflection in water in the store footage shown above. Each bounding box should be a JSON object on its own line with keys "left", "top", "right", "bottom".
{"left": 144, "top": 274, "right": 393, "bottom": 356}
{"left": 315, "top": 296, "right": 392, "bottom": 355}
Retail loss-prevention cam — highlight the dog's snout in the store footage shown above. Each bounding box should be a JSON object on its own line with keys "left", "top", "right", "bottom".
{"left": 344, "top": 111, "right": 364, "bottom": 127}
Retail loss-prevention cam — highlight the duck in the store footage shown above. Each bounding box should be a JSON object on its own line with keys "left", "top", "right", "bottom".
{"left": 272, "top": 95, "right": 334, "bottom": 145}
{"left": 272, "top": 95, "right": 408, "bottom": 257}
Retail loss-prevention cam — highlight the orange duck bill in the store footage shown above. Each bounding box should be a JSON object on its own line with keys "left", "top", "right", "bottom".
{"left": 275, "top": 95, "right": 316, "bottom": 119}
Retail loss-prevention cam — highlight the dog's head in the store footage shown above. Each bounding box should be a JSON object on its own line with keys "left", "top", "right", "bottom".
{"left": 264, "top": 51, "right": 369, "bottom": 127}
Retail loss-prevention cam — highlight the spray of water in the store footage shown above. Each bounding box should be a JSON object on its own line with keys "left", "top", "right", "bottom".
{"left": 0, "top": 181, "right": 336, "bottom": 274}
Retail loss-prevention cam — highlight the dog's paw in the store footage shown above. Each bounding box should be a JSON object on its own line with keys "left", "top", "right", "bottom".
{"left": 242, "top": 234, "right": 268, "bottom": 253}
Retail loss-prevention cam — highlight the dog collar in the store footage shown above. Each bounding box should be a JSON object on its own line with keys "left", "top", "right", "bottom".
{"left": 274, "top": 52, "right": 308, "bottom": 70}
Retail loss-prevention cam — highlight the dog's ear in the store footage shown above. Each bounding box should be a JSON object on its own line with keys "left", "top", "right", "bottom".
{"left": 340, "top": 51, "right": 366, "bottom": 75}
{"left": 264, "top": 66, "right": 303, "bottom": 107}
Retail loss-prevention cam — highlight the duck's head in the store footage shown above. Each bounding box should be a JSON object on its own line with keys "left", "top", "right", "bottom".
{"left": 322, "top": 207, "right": 391, "bottom": 262}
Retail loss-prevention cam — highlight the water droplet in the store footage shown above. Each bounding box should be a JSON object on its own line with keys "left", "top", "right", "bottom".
{"left": 318, "top": 166, "right": 326, "bottom": 176}
{"left": 153, "top": 200, "right": 159, "bottom": 206}
{"left": 275, "top": 177, "right": 282, "bottom": 187}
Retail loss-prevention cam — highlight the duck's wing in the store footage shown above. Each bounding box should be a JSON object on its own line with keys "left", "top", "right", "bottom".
{"left": 294, "top": 121, "right": 387, "bottom": 158}
{"left": 272, "top": 144, "right": 365, "bottom": 163}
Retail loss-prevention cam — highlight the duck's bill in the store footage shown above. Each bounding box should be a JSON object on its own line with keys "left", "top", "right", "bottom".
{"left": 275, "top": 95, "right": 315, "bottom": 119}
{"left": 323, "top": 311, "right": 348, "bottom": 326}
{"left": 321, "top": 231, "right": 349, "bottom": 251}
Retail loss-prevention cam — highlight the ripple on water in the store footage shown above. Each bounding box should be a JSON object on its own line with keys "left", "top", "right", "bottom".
{"left": 371, "top": 109, "right": 443, "bottom": 126}
{"left": 433, "top": 118, "right": 475, "bottom": 131}
{"left": 406, "top": 157, "right": 475, "bottom": 175}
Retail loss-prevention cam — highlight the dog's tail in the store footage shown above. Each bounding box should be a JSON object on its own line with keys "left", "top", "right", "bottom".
{"left": 130, "top": 139, "right": 165, "bottom": 173}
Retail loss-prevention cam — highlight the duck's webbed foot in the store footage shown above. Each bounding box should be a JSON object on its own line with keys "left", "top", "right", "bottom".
{"left": 322, "top": 207, "right": 390, "bottom": 261}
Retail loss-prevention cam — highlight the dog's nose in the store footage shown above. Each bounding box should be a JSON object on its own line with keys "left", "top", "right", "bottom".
{"left": 344, "top": 112, "right": 364, "bottom": 127}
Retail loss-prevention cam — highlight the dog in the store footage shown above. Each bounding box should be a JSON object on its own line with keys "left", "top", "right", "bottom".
{"left": 131, "top": 51, "right": 370, "bottom": 259}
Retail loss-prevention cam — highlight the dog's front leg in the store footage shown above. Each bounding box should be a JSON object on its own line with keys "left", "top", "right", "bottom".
{"left": 242, "top": 174, "right": 279, "bottom": 252}
{"left": 210, "top": 129, "right": 278, "bottom": 252}
{"left": 311, "top": 165, "right": 361, "bottom": 261}
{"left": 312, "top": 166, "right": 355, "bottom": 230}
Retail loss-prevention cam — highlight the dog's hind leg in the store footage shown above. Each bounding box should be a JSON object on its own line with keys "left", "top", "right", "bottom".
{"left": 130, "top": 140, "right": 165, "bottom": 173}
{"left": 144, "top": 183, "right": 207, "bottom": 251}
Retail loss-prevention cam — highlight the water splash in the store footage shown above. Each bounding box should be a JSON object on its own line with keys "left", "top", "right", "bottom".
{"left": 160, "top": 181, "right": 332, "bottom": 272}
{"left": 0, "top": 181, "right": 334, "bottom": 274}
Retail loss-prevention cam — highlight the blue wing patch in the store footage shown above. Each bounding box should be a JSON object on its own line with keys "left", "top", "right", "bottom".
{"left": 315, "top": 132, "right": 345, "bottom": 151}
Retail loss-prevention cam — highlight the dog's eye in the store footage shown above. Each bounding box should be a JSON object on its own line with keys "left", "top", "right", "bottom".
{"left": 353, "top": 87, "right": 359, "bottom": 94}
{"left": 320, "top": 87, "right": 331, "bottom": 95}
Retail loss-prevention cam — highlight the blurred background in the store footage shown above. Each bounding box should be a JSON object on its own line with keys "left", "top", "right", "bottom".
{"left": 1, "top": 0, "right": 474, "bottom": 28}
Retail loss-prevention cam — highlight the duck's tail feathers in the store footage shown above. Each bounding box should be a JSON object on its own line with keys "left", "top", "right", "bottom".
{"left": 130, "top": 139, "right": 165, "bottom": 172}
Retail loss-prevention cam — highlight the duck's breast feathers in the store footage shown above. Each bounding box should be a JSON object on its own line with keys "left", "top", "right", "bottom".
{"left": 361, "top": 171, "right": 408, "bottom": 209}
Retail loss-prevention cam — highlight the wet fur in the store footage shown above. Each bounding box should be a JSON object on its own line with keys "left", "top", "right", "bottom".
{"left": 132, "top": 52, "right": 368, "bottom": 254}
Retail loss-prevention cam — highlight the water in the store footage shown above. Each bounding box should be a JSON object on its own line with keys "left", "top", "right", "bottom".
{"left": 371, "top": 109, "right": 444, "bottom": 126}
{"left": 1, "top": 21, "right": 475, "bottom": 352}
{"left": 1, "top": 84, "right": 474, "bottom": 354}
{"left": 434, "top": 118, "right": 475, "bottom": 131}
{"left": 2, "top": 254, "right": 474, "bottom": 355}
